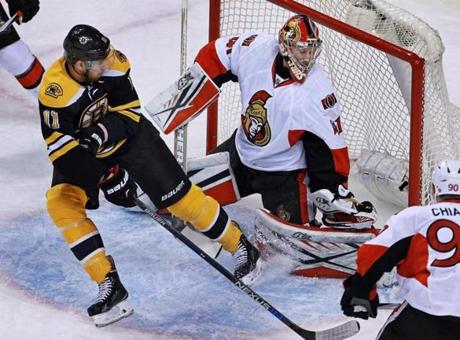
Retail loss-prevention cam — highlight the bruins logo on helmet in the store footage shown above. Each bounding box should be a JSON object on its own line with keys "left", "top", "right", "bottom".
{"left": 242, "top": 90, "right": 272, "bottom": 146}
{"left": 45, "top": 83, "right": 64, "bottom": 99}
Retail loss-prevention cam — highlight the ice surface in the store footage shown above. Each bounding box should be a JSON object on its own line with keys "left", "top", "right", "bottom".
{"left": 0, "top": 0, "right": 459, "bottom": 339}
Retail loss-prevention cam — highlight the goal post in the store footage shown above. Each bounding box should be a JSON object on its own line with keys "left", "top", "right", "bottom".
{"left": 204, "top": 0, "right": 460, "bottom": 206}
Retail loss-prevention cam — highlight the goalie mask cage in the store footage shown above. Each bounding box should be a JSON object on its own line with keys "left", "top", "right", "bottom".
{"left": 205, "top": 0, "right": 460, "bottom": 206}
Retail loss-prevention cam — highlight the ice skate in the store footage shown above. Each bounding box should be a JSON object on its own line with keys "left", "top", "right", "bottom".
{"left": 87, "top": 262, "right": 133, "bottom": 327}
{"left": 233, "top": 234, "right": 263, "bottom": 285}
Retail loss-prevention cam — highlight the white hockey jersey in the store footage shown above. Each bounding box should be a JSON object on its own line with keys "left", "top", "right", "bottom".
{"left": 195, "top": 32, "right": 349, "bottom": 174}
{"left": 357, "top": 200, "right": 460, "bottom": 317}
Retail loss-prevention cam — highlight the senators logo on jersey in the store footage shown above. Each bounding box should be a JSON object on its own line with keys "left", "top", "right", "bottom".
{"left": 242, "top": 90, "right": 272, "bottom": 146}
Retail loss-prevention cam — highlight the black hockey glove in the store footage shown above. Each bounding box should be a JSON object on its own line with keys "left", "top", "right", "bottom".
{"left": 336, "top": 185, "right": 375, "bottom": 213}
{"left": 76, "top": 125, "right": 106, "bottom": 156}
{"left": 99, "top": 166, "right": 137, "bottom": 208}
{"left": 7, "top": 0, "right": 40, "bottom": 23}
{"left": 340, "top": 273, "right": 379, "bottom": 320}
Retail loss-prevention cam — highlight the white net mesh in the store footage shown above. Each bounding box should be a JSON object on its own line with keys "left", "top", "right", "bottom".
{"left": 210, "top": 0, "right": 460, "bottom": 205}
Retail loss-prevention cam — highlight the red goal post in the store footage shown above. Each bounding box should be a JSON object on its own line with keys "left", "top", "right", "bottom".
{"left": 205, "top": 0, "right": 459, "bottom": 206}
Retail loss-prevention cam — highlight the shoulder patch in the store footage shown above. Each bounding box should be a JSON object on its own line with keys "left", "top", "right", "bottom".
{"left": 242, "top": 34, "right": 258, "bottom": 47}
{"left": 38, "top": 57, "right": 82, "bottom": 108}
{"left": 44, "top": 83, "right": 64, "bottom": 99}
{"left": 321, "top": 93, "right": 337, "bottom": 110}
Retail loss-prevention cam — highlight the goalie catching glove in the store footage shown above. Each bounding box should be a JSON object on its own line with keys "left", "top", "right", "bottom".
{"left": 99, "top": 166, "right": 138, "bottom": 207}
{"left": 310, "top": 185, "right": 376, "bottom": 229}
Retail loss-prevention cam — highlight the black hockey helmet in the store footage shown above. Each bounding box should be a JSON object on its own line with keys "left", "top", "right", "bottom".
{"left": 63, "top": 24, "right": 111, "bottom": 62}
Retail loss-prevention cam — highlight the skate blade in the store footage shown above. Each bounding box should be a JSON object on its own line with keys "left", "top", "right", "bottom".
{"left": 93, "top": 299, "right": 134, "bottom": 327}
{"left": 240, "top": 259, "right": 264, "bottom": 286}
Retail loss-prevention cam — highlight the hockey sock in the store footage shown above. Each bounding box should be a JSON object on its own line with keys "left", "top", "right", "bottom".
{"left": 47, "top": 183, "right": 111, "bottom": 283}
{"left": 167, "top": 184, "right": 242, "bottom": 253}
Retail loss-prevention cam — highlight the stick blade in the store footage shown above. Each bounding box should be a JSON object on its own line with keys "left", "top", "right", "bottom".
{"left": 314, "top": 320, "right": 360, "bottom": 340}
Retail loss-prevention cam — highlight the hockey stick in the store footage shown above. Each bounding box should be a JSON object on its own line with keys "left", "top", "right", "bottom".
{"left": 136, "top": 198, "right": 360, "bottom": 340}
{"left": 0, "top": 13, "right": 17, "bottom": 34}
{"left": 174, "top": 0, "right": 189, "bottom": 170}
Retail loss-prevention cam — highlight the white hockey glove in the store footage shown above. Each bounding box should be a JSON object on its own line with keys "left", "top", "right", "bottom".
{"left": 310, "top": 185, "right": 376, "bottom": 229}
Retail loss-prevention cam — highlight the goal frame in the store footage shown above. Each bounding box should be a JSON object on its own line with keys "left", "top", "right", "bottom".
{"left": 206, "top": 0, "right": 425, "bottom": 206}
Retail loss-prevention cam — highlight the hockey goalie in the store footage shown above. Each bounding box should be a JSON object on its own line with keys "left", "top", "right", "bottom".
{"left": 144, "top": 14, "right": 379, "bottom": 277}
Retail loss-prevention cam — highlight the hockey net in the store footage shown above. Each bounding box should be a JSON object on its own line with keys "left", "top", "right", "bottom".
{"left": 205, "top": 0, "right": 460, "bottom": 206}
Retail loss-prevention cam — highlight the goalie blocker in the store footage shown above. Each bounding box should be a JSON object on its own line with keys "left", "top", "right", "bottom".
{"left": 143, "top": 63, "right": 220, "bottom": 134}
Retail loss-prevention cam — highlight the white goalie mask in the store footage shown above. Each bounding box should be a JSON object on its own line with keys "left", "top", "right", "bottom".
{"left": 431, "top": 160, "right": 460, "bottom": 198}
{"left": 278, "top": 14, "right": 322, "bottom": 81}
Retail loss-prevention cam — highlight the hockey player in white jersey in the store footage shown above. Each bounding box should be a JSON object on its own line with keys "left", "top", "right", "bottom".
{"left": 0, "top": 0, "right": 44, "bottom": 97}
{"left": 340, "top": 159, "right": 460, "bottom": 339}
{"left": 193, "top": 14, "right": 376, "bottom": 229}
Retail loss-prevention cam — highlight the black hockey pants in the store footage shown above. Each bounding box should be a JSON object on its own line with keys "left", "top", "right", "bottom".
{"left": 378, "top": 301, "right": 460, "bottom": 340}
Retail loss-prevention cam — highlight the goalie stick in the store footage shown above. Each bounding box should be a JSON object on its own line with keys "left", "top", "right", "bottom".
{"left": 136, "top": 198, "right": 360, "bottom": 340}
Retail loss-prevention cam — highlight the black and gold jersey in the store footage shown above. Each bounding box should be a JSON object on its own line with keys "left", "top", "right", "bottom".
{"left": 38, "top": 50, "right": 142, "bottom": 188}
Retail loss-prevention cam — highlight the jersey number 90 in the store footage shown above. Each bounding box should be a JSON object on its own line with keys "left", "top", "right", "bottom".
{"left": 427, "top": 219, "right": 460, "bottom": 267}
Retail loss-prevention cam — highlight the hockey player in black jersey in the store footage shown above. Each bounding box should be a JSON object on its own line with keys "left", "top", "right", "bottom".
{"left": 0, "top": 0, "right": 44, "bottom": 96}
{"left": 38, "top": 24, "right": 261, "bottom": 327}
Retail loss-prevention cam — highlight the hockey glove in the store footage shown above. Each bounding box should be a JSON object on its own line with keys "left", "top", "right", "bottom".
{"left": 76, "top": 124, "right": 106, "bottom": 156}
{"left": 99, "top": 166, "right": 137, "bottom": 208}
{"left": 340, "top": 273, "right": 379, "bottom": 320}
{"left": 311, "top": 185, "right": 377, "bottom": 229}
{"left": 7, "top": 0, "right": 40, "bottom": 23}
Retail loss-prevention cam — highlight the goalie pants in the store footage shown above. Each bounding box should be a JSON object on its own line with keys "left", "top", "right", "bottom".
{"left": 213, "top": 131, "right": 309, "bottom": 224}
{"left": 377, "top": 301, "right": 460, "bottom": 340}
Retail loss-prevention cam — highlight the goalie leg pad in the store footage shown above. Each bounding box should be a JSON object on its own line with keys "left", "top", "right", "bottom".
{"left": 187, "top": 152, "right": 240, "bottom": 206}
{"left": 167, "top": 184, "right": 242, "bottom": 253}
{"left": 254, "top": 209, "right": 361, "bottom": 278}
{"left": 46, "top": 184, "right": 111, "bottom": 283}
{"left": 255, "top": 208, "right": 377, "bottom": 244}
